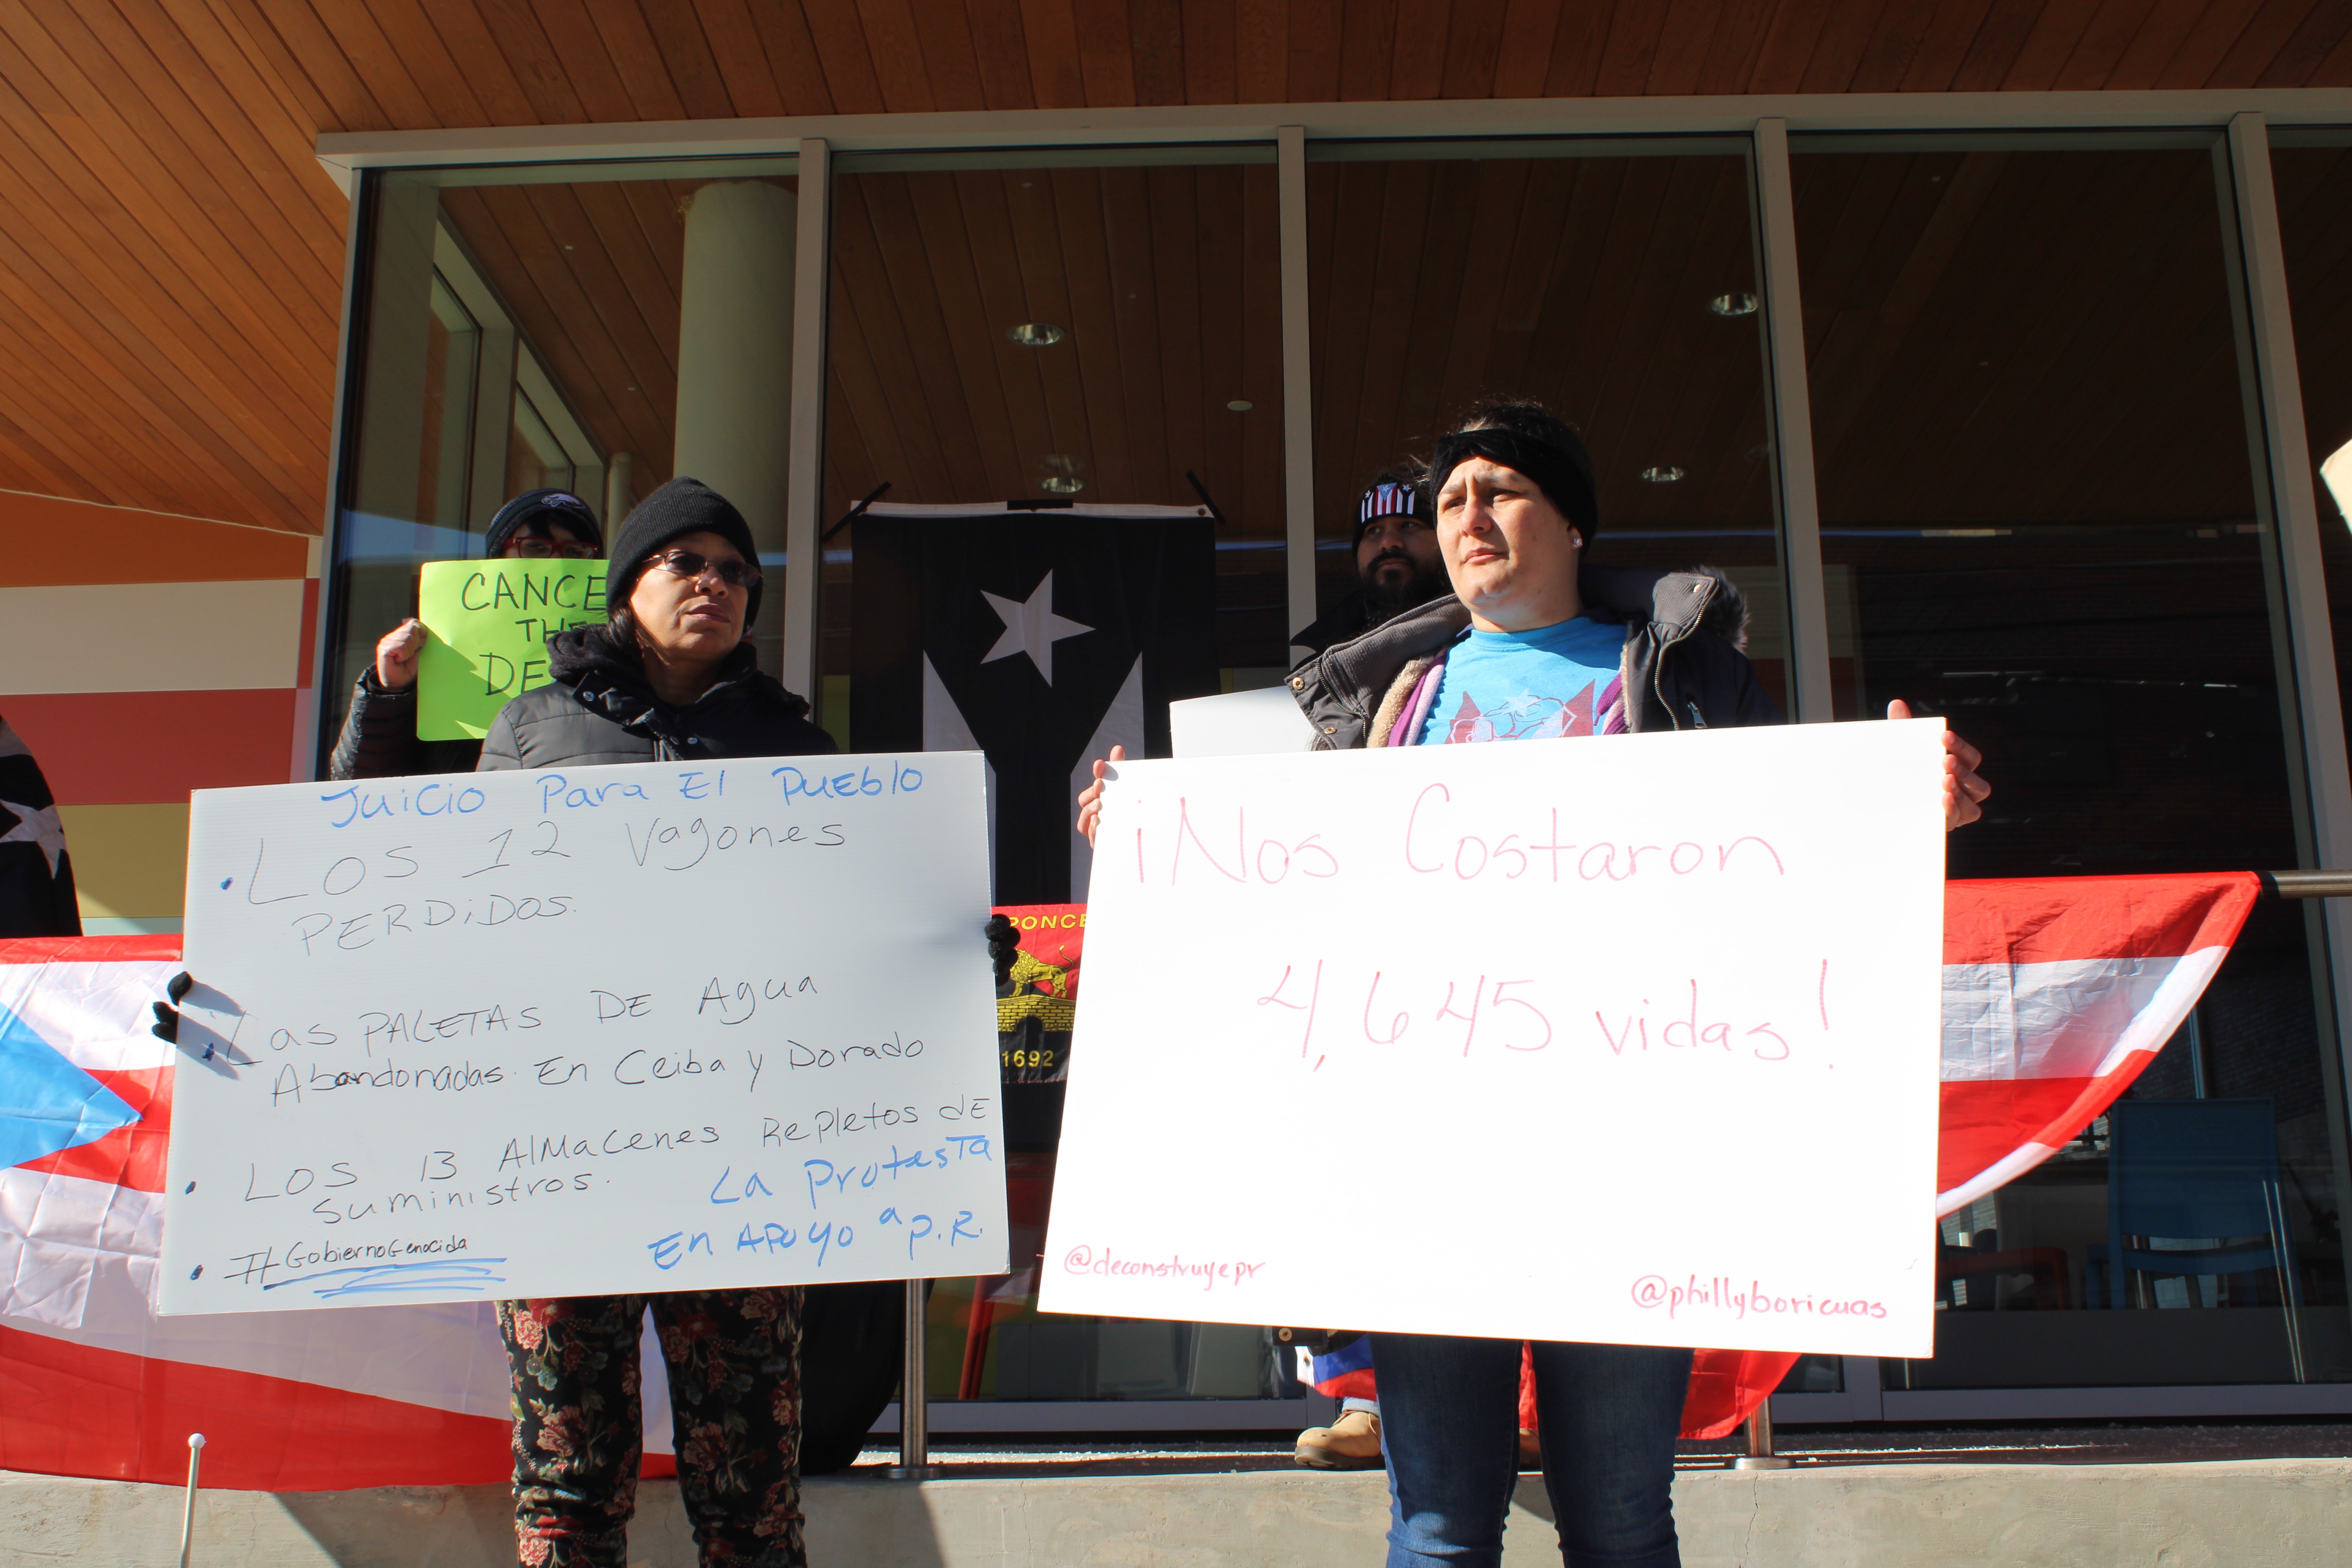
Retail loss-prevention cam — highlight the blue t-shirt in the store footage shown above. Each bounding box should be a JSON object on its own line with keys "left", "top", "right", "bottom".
{"left": 1418, "top": 616, "right": 1631, "bottom": 745}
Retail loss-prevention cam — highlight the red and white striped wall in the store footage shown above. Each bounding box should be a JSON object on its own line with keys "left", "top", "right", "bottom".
{"left": 0, "top": 492, "right": 318, "bottom": 933}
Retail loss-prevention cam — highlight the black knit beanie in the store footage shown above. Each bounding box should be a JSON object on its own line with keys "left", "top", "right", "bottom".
{"left": 1426, "top": 407, "right": 1599, "bottom": 544}
{"left": 607, "top": 477, "right": 764, "bottom": 624}
{"left": 484, "top": 488, "right": 603, "bottom": 557}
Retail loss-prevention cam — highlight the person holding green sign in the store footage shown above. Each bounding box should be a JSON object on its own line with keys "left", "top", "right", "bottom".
{"left": 327, "top": 489, "right": 605, "bottom": 780}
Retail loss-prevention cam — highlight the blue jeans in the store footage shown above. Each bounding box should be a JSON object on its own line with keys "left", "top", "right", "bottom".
{"left": 1370, "top": 1334, "right": 1690, "bottom": 1568}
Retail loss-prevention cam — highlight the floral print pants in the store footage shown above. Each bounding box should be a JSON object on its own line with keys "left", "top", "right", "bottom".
{"left": 498, "top": 1289, "right": 804, "bottom": 1567}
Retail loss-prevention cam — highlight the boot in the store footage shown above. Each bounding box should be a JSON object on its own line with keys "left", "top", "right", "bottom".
{"left": 1294, "top": 1407, "right": 1383, "bottom": 1470}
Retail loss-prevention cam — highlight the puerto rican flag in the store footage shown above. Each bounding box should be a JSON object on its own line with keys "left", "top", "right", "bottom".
{"left": 6, "top": 873, "right": 2265, "bottom": 1480}
{"left": 1306, "top": 872, "right": 2263, "bottom": 1440}
{"left": 0, "top": 935, "right": 684, "bottom": 1490}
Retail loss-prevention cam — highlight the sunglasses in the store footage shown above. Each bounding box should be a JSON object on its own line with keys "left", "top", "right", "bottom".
{"left": 651, "top": 548, "right": 763, "bottom": 591}
{"left": 511, "top": 539, "right": 600, "bottom": 560}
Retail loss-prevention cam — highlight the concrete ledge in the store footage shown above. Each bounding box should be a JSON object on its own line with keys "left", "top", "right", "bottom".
{"left": 6, "top": 1459, "right": 2348, "bottom": 1567}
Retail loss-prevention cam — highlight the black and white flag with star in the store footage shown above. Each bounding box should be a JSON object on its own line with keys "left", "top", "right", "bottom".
{"left": 0, "top": 716, "right": 80, "bottom": 938}
{"left": 851, "top": 503, "right": 1217, "bottom": 904}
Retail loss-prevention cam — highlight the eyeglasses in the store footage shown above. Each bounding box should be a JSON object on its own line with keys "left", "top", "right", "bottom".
{"left": 650, "top": 548, "right": 763, "bottom": 591}
{"left": 510, "top": 539, "right": 600, "bottom": 560}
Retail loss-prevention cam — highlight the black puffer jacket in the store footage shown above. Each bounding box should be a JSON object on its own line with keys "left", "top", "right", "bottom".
{"left": 328, "top": 672, "right": 484, "bottom": 780}
{"left": 476, "top": 626, "right": 835, "bottom": 769}
{"left": 1289, "top": 565, "right": 1780, "bottom": 749}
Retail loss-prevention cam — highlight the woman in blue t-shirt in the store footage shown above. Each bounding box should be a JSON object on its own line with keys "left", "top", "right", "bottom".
{"left": 1080, "top": 403, "right": 1988, "bottom": 1568}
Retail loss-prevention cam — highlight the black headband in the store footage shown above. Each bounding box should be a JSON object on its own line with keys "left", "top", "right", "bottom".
{"left": 1427, "top": 428, "right": 1598, "bottom": 540}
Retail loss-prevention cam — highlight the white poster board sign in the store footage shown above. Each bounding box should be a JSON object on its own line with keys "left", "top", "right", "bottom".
{"left": 1169, "top": 686, "right": 1316, "bottom": 757}
{"left": 158, "top": 752, "right": 1008, "bottom": 1314}
{"left": 1038, "top": 722, "right": 1947, "bottom": 1357}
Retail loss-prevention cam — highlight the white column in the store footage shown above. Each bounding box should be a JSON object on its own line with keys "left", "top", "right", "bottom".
{"left": 675, "top": 179, "right": 797, "bottom": 669}
{"left": 604, "top": 451, "right": 635, "bottom": 529}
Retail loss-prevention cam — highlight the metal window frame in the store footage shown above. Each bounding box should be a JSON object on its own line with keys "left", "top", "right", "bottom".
{"left": 782, "top": 137, "right": 831, "bottom": 700}
{"left": 315, "top": 88, "right": 2352, "bottom": 1425}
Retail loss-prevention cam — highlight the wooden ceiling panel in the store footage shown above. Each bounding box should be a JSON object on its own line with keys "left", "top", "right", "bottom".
{"left": 0, "top": 1, "right": 2347, "bottom": 538}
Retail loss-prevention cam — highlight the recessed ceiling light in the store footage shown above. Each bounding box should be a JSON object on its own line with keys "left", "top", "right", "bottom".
{"left": 1708, "top": 293, "right": 1758, "bottom": 317}
{"left": 1227, "top": 399, "right": 1254, "bottom": 412}
{"left": 1008, "top": 322, "right": 1065, "bottom": 347}
{"left": 1641, "top": 466, "right": 1686, "bottom": 484}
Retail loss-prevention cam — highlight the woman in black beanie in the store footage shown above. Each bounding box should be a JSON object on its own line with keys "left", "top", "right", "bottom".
{"left": 477, "top": 476, "right": 832, "bottom": 769}
{"left": 481, "top": 477, "right": 831, "bottom": 1568}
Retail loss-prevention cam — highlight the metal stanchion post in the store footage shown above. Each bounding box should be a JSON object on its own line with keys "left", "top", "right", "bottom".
{"left": 888, "top": 1279, "right": 938, "bottom": 1479}
{"left": 1730, "top": 1406, "right": 1791, "bottom": 1471}
{"left": 178, "top": 1433, "right": 206, "bottom": 1567}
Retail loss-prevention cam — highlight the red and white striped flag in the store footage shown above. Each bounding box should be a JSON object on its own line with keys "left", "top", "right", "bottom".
{"left": 1679, "top": 870, "right": 2261, "bottom": 1436}
{"left": 1934, "top": 872, "right": 2259, "bottom": 1217}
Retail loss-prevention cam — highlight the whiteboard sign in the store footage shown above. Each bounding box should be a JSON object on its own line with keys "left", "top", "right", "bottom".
{"left": 1039, "top": 722, "right": 1947, "bottom": 1357}
{"left": 158, "top": 752, "right": 1008, "bottom": 1314}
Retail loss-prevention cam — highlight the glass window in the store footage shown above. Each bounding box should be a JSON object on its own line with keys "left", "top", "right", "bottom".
{"left": 1306, "top": 137, "right": 1793, "bottom": 710}
{"left": 1795, "top": 131, "right": 2348, "bottom": 1390}
{"left": 2273, "top": 132, "right": 2352, "bottom": 823}
{"left": 421, "top": 276, "right": 479, "bottom": 528}
{"left": 325, "top": 160, "right": 798, "bottom": 761}
{"left": 826, "top": 146, "right": 1291, "bottom": 1413}
{"left": 826, "top": 147, "right": 1284, "bottom": 722}
{"left": 508, "top": 385, "right": 573, "bottom": 495}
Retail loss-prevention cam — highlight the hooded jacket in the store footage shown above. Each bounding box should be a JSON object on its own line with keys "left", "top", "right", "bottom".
{"left": 476, "top": 625, "right": 835, "bottom": 770}
{"left": 1287, "top": 565, "right": 1779, "bottom": 749}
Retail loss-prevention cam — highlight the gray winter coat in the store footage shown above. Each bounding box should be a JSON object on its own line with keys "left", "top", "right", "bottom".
{"left": 1288, "top": 565, "right": 1780, "bottom": 749}
{"left": 477, "top": 626, "right": 835, "bottom": 770}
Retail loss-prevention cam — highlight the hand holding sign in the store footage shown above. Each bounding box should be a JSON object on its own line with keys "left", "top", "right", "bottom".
{"left": 416, "top": 560, "right": 608, "bottom": 740}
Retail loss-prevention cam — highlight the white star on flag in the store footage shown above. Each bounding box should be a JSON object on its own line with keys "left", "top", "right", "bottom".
{"left": 980, "top": 571, "right": 1094, "bottom": 686}
{"left": 0, "top": 798, "right": 66, "bottom": 877}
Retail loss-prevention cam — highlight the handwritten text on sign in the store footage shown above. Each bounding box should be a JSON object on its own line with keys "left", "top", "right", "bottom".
{"left": 1037, "top": 723, "right": 1947, "bottom": 1357}
{"left": 416, "top": 559, "right": 608, "bottom": 740}
{"left": 157, "top": 752, "right": 1007, "bottom": 1314}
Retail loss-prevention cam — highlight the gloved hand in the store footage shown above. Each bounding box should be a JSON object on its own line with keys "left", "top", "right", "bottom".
{"left": 984, "top": 914, "right": 1020, "bottom": 987}
{"left": 149, "top": 971, "right": 194, "bottom": 1042}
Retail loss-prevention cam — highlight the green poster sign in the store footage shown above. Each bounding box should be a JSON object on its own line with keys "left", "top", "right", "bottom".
{"left": 416, "top": 559, "right": 608, "bottom": 740}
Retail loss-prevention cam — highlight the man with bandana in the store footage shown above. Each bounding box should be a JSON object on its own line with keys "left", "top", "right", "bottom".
{"left": 1291, "top": 465, "right": 1453, "bottom": 662}
{"left": 1284, "top": 468, "right": 1454, "bottom": 1469}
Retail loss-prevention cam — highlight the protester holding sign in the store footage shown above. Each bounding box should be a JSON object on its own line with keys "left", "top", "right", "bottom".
{"left": 328, "top": 488, "right": 603, "bottom": 780}
{"left": 1079, "top": 402, "right": 1988, "bottom": 1568}
{"left": 476, "top": 477, "right": 833, "bottom": 1567}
